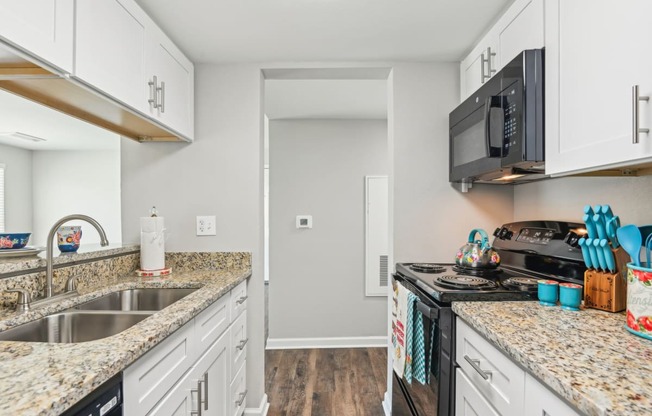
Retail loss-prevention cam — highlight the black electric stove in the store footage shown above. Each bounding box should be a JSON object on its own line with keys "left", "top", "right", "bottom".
{"left": 391, "top": 221, "right": 588, "bottom": 416}
{"left": 395, "top": 220, "right": 588, "bottom": 304}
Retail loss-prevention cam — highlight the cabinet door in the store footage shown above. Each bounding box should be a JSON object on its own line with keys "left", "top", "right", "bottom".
{"left": 75, "top": 0, "right": 148, "bottom": 113}
{"left": 0, "top": 0, "right": 74, "bottom": 72}
{"left": 455, "top": 369, "right": 500, "bottom": 416}
{"left": 498, "top": 0, "right": 544, "bottom": 66}
{"left": 148, "top": 369, "right": 195, "bottom": 416}
{"left": 459, "top": 34, "right": 498, "bottom": 101}
{"left": 230, "top": 280, "right": 247, "bottom": 321}
{"left": 146, "top": 26, "right": 194, "bottom": 138}
{"left": 123, "top": 322, "right": 197, "bottom": 416}
{"left": 524, "top": 374, "right": 581, "bottom": 416}
{"left": 546, "top": 0, "right": 652, "bottom": 175}
{"left": 230, "top": 360, "right": 247, "bottom": 416}
{"left": 195, "top": 329, "right": 231, "bottom": 416}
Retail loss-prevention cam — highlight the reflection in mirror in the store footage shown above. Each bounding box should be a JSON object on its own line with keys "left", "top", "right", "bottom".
{"left": 0, "top": 89, "right": 121, "bottom": 248}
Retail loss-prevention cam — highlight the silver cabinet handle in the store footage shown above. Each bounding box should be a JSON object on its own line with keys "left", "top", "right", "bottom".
{"left": 480, "top": 52, "right": 486, "bottom": 84}
{"left": 235, "top": 389, "right": 248, "bottom": 406}
{"left": 237, "top": 338, "right": 249, "bottom": 350}
{"left": 191, "top": 380, "right": 203, "bottom": 416}
{"left": 236, "top": 295, "right": 248, "bottom": 305}
{"left": 481, "top": 47, "right": 496, "bottom": 83}
{"left": 633, "top": 85, "right": 650, "bottom": 144}
{"left": 158, "top": 81, "right": 165, "bottom": 113}
{"left": 148, "top": 75, "right": 159, "bottom": 109}
{"left": 202, "top": 372, "right": 208, "bottom": 410}
{"left": 464, "top": 355, "right": 492, "bottom": 380}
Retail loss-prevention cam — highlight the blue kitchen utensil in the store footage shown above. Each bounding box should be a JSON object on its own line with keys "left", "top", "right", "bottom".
{"left": 583, "top": 205, "right": 595, "bottom": 217}
{"left": 593, "top": 213, "right": 607, "bottom": 240}
{"left": 616, "top": 224, "right": 642, "bottom": 267}
{"left": 645, "top": 233, "right": 652, "bottom": 268}
{"left": 606, "top": 216, "right": 621, "bottom": 248}
{"left": 585, "top": 238, "right": 600, "bottom": 270}
{"left": 639, "top": 225, "right": 652, "bottom": 246}
{"left": 593, "top": 238, "right": 606, "bottom": 270}
{"left": 583, "top": 214, "right": 597, "bottom": 239}
{"left": 577, "top": 238, "right": 593, "bottom": 269}
{"left": 593, "top": 205, "right": 602, "bottom": 216}
{"left": 600, "top": 239, "right": 615, "bottom": 273}
{"left": 601, "top": 205, "right": 614, "bottom": 223}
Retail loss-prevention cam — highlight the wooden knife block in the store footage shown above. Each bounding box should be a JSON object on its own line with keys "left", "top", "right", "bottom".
{"left": 583, "top": 246, "right": 629, "bottom": 312}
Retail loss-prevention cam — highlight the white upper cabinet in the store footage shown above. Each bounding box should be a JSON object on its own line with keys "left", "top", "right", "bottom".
{"left": 545, "top": 0, "right": 652, "bottom": 176}
{"left": 145, "top": 25, "right": 195, "bottom": 138}
{"left": 459, "top": 0, "right": 543, "bottom": 101}
{"left": 75, "top": 0, "right": 148, "bottom": 113}
{"left": 75, "top": 0, "right": 194, "bottom": 141}
{"left": 0, "top": 0, "right": 74, "bottom": 73}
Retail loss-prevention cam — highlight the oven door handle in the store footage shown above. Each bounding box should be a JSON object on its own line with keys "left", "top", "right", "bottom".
{"left": 416, "top": 300, "right": 439, "bottom": 320}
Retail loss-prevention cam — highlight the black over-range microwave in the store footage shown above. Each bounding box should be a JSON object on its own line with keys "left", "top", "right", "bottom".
{"left": 449, "top": 49, "right": 545, "bottom": 185}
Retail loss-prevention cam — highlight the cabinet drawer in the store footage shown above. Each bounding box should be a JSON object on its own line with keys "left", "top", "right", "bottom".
{"left": 456, "top": 368, "right": 500, "bottom": 416}
{"left": 524, "top": 373, "right": 581, "bottom": 416}
{"left": 456, "top": 318, "right": 525, "bottom": 416}
{"left": 230, "top": 280, "right": 247, "bottom": 320}
{"left": 195, "top": 294, "right": 230, "bottom": 353}
{"left": 230, "top": 310, "right": 247, "bottom": 382}
{"left": 124, "top": 321, "right": 196, "bottom": 416}
{"left": 230, "top": 360, "right": 247, "bottom": 416}
{"left": 147, "top": 365, "right": 194, "bottom": 416}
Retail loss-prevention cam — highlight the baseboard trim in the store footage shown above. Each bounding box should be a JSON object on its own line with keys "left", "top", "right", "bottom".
{"left": 244, "top": 393, "right": 269, "bottom": 416}
{"left": 266, "top": 336, "right": 387, "bottom": 350}
{"left": 382, "top": 391, "right": 391, "bottom": 416}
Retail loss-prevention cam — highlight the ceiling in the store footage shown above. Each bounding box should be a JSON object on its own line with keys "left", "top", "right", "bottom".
{"left": 0, "top": 90, "right": 119, "bottom": 151}
{"left": 135, "top": 0, "right": 513, "bottom": 63}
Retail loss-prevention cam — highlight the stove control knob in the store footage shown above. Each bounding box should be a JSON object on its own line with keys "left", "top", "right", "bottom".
{"left": 505, "top": 230, "right": 514, "bottom": 240}
{"left": 564, "top": 231, "right": 580, "bottom": 248}
{"left": 493, "top": 228, "right": 501, "bottom": 237}
{"left": 498, "top": 227, "right": 510, "bottom": 240}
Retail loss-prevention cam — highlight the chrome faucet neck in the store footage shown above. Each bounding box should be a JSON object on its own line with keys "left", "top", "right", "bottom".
{"left": 45, "top": 215, "right": 109, "bottom": 298}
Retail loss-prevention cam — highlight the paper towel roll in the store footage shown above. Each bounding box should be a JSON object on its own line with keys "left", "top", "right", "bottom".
{"left": 140, "top": 217, "right": 165, "bottom": 270}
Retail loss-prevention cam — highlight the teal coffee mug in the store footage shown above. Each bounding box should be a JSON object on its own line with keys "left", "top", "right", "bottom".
{"left": 538, "top": 280, "right": 559, "bottom": 306}
{"left": 559, "top": 283, "right": 582, "bottom": 311}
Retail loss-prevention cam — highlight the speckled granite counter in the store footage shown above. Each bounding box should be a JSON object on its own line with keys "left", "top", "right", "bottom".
{"left": 453, "top": 302, "right": 652, "bottom": 416}
{"left": 0, "top": 266, "right": 251, "bottom": 416}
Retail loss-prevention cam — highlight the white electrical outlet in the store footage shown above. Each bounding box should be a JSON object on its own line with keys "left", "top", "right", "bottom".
{"left": 196, "top": 216, "right": 216, "bottom": 236}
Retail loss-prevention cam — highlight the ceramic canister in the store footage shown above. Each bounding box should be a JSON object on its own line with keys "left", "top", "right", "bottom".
{"left": 626, "top": 263, "right": 652, "bottom": 340}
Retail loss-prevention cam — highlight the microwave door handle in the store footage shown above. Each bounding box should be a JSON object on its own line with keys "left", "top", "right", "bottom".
{"left": 484, "top": 96, "right": 503, "bottom": 158}
{"left": 416, "top": 300, "right": 439, "bottom": 320}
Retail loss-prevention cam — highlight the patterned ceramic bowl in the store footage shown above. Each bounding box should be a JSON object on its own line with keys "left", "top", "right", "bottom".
{"left": 0, "top": 233, "right": 31, "bottom": 249}
{"left": 57, "top": 226, "right": 82, "bottom": 253}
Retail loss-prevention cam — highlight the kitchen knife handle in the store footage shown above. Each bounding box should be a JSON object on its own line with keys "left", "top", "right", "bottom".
{"left": 578, "top": 238, "right": 593, "bottom": 269}
{"left": 633, "top": 85, "right": 650, "bottom": 144}
{"left": 583, "top": 214, "right": 597, "bottom": 239}
{"left": 593, "top": 239, "right": 606, "bottom": 271}
{"left": 593, "top": 214, "right": 607, "bottom": 240}
{"left": 586, "top": 238, "right": 600, "bottom": 271}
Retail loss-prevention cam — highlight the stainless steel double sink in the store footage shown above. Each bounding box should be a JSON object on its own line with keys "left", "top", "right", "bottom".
{"left": 0, "top": 288, "right": 197, "bottom": 343}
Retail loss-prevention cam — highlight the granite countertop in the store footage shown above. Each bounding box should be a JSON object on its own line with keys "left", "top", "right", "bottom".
{"left": 453, "top": 301, "right": 652, "bottom": 416}
{"left": 0, "top": 267, "right": 251, "bottom": 416}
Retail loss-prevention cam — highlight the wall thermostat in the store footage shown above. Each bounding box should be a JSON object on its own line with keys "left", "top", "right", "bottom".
{"left": 296, "top": 215, "right": 313, "bottom": 229}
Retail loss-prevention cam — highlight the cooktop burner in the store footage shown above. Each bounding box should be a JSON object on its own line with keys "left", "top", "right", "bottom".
{"left": 451, "top": 265, "right": 501, "bottom": 277}
{"left": 502, "top": 276, "right": 539, "bottom": 292}
{"left": 410, "top": 263, "right": 446, "bottom": 273}
{"left": 433, "top": 275, "right": 498, "bottom": 290}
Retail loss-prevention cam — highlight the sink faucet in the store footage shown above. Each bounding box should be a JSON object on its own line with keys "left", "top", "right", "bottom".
{"left": 45, "top": 214, "right": 109, "bottom": 298}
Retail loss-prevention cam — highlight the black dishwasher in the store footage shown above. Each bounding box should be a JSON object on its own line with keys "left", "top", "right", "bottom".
{"left": 61, "top": 373, "right": 123, "bottom": 416}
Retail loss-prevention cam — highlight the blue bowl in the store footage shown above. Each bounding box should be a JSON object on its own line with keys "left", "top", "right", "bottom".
{"left": 0, "top": 233, "right": 31, "bottom": 249}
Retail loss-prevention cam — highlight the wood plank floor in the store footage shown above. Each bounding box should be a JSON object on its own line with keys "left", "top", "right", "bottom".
{"left": 265, "top": 348, "right": 387, "bottom": 416}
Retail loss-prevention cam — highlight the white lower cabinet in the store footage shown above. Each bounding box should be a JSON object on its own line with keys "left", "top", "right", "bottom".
{"left": 455, "top": 317, "right": 580, "bottom": 416}
{"left": 124, "top": 282, "right": 248, "bottom": 416}
{"left": 456, "top": 369, "right": 500, "bottom": 416}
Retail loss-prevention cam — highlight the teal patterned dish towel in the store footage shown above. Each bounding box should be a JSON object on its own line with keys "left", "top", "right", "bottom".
{"left": 404, "top": 291, "right": 417, "bottom": 383}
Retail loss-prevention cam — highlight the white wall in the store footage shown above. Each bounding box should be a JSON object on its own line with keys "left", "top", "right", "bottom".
{"left": 268, "top": 119, "right": 388, "bottom": 341}
{"left": 390, "top": 63, "right": 514, "bottom": 264}
{"left": 0, "top": 143, "right": 32, "bottom": 233}
{"left": 32, "top": 150, "right": 121, "bottom": 246}
{"left": 515, "top": 176, "right": 652, "bottom": 224}
{"left": 121, "top": 64, "right": 266, "bottom": 410}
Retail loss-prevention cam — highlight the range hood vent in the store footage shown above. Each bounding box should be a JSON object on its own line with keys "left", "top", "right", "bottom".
{"left": 0, "top": 52, "right": 188, "bottom": 143}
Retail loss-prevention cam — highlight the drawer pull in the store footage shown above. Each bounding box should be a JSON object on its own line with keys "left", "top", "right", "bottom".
{"left": 191, "top": 380, "right": 203, "bottom": 416}
{"left": 202, "top": 372, "right": 209, "bottom": 410}
{"left": 633, "top": 84, "right": 650, "bottom": 144}
{"left": 235, "top": 389, "right": 248, "bottom": 406}
{"left": 236, "top": 295, "right": 248, "bottom": 305}
{"left": 464, "top": 355, "right": 492, "bottom": 380}
{"left": 237, "top": 338, "right": 249, "bottom": 350}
